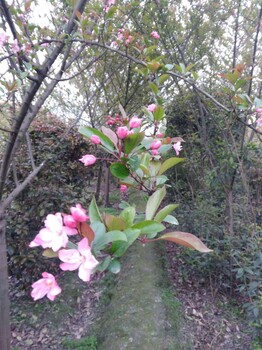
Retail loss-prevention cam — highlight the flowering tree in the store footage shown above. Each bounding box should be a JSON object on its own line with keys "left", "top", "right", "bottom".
{"left": 29, "top": 99, "right": 213, "bottom": 301}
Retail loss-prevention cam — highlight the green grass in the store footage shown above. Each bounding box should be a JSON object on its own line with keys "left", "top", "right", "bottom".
{"left": 62, "top": 335, "right": 97, "bottom": 350}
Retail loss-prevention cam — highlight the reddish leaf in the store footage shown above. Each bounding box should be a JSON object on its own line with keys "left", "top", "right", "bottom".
{"left": 155, "top": 231, "right": 213, "bottom": 253}
{"left": 80, "top": 222, "right": 95, "bottom": 244}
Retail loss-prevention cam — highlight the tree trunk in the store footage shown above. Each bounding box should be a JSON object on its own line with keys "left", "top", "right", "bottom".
{"left": 104, "top": 163, "right": 110, "bottom": 207}
{"left": 225, "top": 188, "right": 234, "bottom": 236}
{"left": 0, "top": 206, "right": 10, "bottom": 350}
{"left": 95, "top": 164, "right": 102, "bottom": 202}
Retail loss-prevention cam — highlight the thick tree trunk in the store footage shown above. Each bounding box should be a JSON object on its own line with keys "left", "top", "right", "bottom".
{"left": 0, "top": 206, "right": 10, "bottom": 350}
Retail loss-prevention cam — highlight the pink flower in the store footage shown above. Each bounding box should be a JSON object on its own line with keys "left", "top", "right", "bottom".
{"left": 147, "top": 104, "right": 157, "bottom": 112}
{"left": 29, "top": 213, "right": 77, "bottom": 252}
{"left": 59, "top": 238, "right": 99, "bottom": 282}
{"left": 151, "top": 31, "right": 160, "bottom": 39}
{"left": 120, "top": 184, "right": 128, "bottom": 193}
{"left": 129, "top": 116, "right": 142, "bottom": 129}
{"left": 79, "top": 154, "right": 97, "bottom": 166}
{"left": 31, "top": 272, "right": 61, "bottom": 301}
{"left": 151, "top": 140, "right": 162, "bottom": 150}
{"left": 63, "top": 214, "right": 77, "bottom": 228}
{"left": 173, "top": 141, "right": 183, "bottom": 156}
{"left": 90, "top": 135, "right": 101, "bottom": 145}
{"left": 156, "top": 133, "right": 163, "bottom": 138}
{"left": 118, "top": 33, "right": 124, "bottom": 41}
{"left": 152, "top": 149, "right": 159, "bottom": 155}
{"left": 117, "top": 126, "right": 129, "bottom": 139}
{"left": 0, "top": 30, "right": 9, "bottom": 48}
{"left": 70, "top": 204, "right": 89, "bottom": 223}
{"left": 12, "top": 39, "right": 20, "bottom": 54}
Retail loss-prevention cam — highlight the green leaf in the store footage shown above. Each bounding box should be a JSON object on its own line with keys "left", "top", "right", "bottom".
{"left": 149, "top": 160, "right": 162, "bottom": 176}
{"left": 185, "top": 63, "right": 195, "bottom": 72}
{"left": 101, "top": 126, "right": 118, "bottom": 148}
{"left": 145, "top": 186, "right": 166, "bottom": 220}
{"left": 42, "top": 249, "right": 58, "bottom": 258}
{"left": 163, "top": 215, "right": 179, "bottom": 225}
{"left": 108, "top": 259, "right": 121, "bottom": 274}
{"left": 106, "top": 5, "right": 116, "bottom": 18}
{"left": 191, "top": 71, "right": 199, "bottom": 80}
{"left": 89, "top": 197, "right": 103, "bottom": 224}
{"left": 124, "top": 132, "right": 145, "bottom": 155}
{"left": 132, "top": 220, "right": 165, "bottom": 236}
{"left": 155, "top": 231, "right": 213, "bottom": 253}
{"left": 95, "top": 256, "right": 111, "bottom": 272}
{"left": 110, "top": 162, "right": 130, "bottom": 179}
{"left": 79, "top": 126, "right": 115, "bottom": 152}
{"left": 149, "top": 83, "right": 159, "bottom": 95}
{"left": 92, "top": 230, "right": 127, "bottom": 252}
{"left": 158, "top": 157, "right": 185, "bottom": 175}
{"left": 128, "top": 156, "right": 140, "bottom": 171}
{"left": 120, "top": 207, "right": 136, "bottom": 227}
{"left": 235, "top": 79, "right": 246, "bottom": 91}
{"left": 154, "top": 204, "right": 179, "bottom": 222}
{"left": 103, "top": 213, "right": 126, "bottom": 231}
{"left": 158, "top": 74, "right": 169, "bottom": 85}
{"left": 156, "top": 175, "right": 168, "bottom": 186}
{"left": 153, "top": 105, "right": 165, "bottom": 121}
{"left": 111, "top": 228, "right": 140, "bottom": 257}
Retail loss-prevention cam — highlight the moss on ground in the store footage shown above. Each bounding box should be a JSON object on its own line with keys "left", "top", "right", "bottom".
{"left": 96, "top": 241, "right": 192, "bottom": 350}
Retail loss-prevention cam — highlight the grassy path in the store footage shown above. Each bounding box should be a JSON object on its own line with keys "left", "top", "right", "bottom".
{"left": 97, "top": 241, "right": 191, "bottom": 350}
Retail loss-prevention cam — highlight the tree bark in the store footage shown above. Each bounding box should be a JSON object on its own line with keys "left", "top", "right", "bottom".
{"left": 0, "top": 206, "right": 10, "bottom": 350}
{"left": 95, "top": 163, "right": 102, "bottom": 202}
{"left": 104, "top": 163, "right": 110, "bottom": 207}
{"left": 225, "top": 188, "right": 234, "bottom": 236}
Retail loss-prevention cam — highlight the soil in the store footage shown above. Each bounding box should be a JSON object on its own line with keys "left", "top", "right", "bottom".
{"left": 166, "top": 243, "right": 254, "bottom": 350}
{"left": 10, "top": 242, "right": 254, "bottom": 350}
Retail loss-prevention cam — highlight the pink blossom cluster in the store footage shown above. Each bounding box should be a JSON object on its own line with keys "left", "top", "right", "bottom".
{"left": 103, "top": 0, "right": 115, "bottom": 12}
{"left": 30, "top": 204, "right": 98, "bottom": 301}
{"left": 0, "top": 31, "right": 31, "bottom": 54}
{"left": 151, "top": 31, "right": 160, "bottom": 40}
{"left": 116, "top": 29, "right": 134, "bottom": 46}
{"left": 150, "top": 138, "right": 183, "bottom": 157}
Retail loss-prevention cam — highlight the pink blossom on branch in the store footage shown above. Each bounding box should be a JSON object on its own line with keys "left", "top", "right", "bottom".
{"left": 59, "top": 238, "right": 99, "bottom": 282}
{"left": 151, "top": 31, "right": 160, "bottom": 39}
{"left": 0, "top": 30, "right": 9, "bottom": 48}
{"left": 129, "top": 116, "right": 142, "bottom": 129}
{"left": 11, "top": 39, "right": 20, "bottom": 54}
{"left": 79, "top": 154, "right": 97, "bottom": 166}
{"left": 117, "top": 126, "right": 129, "bottom": 139}
{"left": 31, "top": 272, "right": 61, "bottom": 301}
{"left": 151, "top": 139, "right": 162, "bottom": 150}
{"left": 120, "top": 184, "right": 128, "bottom": 193}
{"left": 29, "top": 213, "right": 77, "bottom": 252}
{"left": 173, "top": 141, "right": 183, "bottom": 156}
{"left": 70, "top": 204, "right": 89, "bottom": 223}
{"left": 147, "top": 104, "right": 157, "bottom": 112}
{"left": 63, "top": 214, "right": 77, "bottom": 228}
{"left": 90, "top": 135, "right": 101, "bottom": 144}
